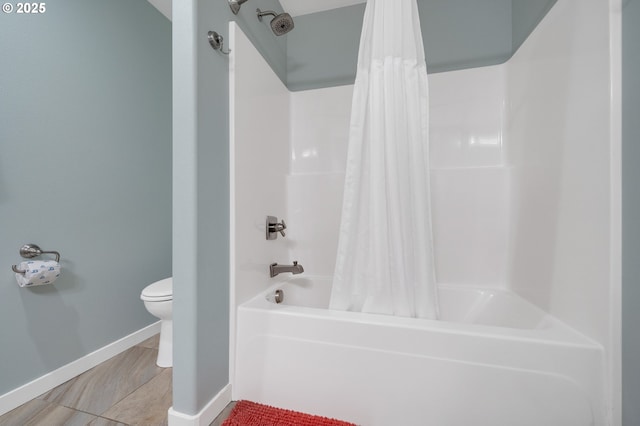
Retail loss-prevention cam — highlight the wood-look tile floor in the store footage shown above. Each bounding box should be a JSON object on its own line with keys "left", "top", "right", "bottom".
{"left": 0, "top": 334, "right": 235, "bottom": 426}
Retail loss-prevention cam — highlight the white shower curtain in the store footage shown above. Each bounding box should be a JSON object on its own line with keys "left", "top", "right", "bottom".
{"left": 329, "top": 0, "right": 439, "bottom": 319}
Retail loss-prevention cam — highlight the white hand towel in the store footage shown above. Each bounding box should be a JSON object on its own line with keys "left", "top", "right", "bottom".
{"left": 15, "top": 260, "right": 61, "bottom": 287}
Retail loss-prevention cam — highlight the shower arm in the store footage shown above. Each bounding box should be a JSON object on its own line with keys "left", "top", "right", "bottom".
{"left": 257, "top": 9, "right": 277, "bottom": 21}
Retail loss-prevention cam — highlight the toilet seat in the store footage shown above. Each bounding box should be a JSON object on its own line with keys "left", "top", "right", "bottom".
{"left": 141, "top": 277, "right": 172, "bottom": 302}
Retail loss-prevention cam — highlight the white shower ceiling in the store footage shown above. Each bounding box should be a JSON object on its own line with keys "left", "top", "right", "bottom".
{"left": 146, "top": 0, "right": 366, "bottom": 21}
{"left": 279, "top": 0, "right": 366, "bottom": 17}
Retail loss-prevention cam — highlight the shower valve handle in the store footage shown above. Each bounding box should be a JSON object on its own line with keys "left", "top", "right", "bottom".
{"left": 266, "top": 216, "right": 287, "bottom": 239}
{"left": 272, "top": 219, "right": 286, "bottom": 237}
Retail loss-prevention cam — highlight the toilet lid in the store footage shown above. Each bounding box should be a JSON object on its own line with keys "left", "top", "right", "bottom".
{"left": 141, "top": 277, "right": 173, "bottom": 301}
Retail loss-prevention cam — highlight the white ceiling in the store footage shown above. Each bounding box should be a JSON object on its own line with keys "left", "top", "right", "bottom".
{"left": 146, "top": 0, "right": 367, "bottom": 22}
{"left": 279, "top": 0, "right": 366, "bottom": 17}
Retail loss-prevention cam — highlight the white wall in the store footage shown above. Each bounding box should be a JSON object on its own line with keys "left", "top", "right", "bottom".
{"left": 287, "top": 85, "right": 353, "bottom": 276}
{"left": 288, "top": 66, "right": 509, "bottom": 286}
{"left": 505, "top": 0, "right": 613, "bottom": 346}
{"left": 430, "top": 67, "right": 509, "bottom": 286}
{"left": 230, "top": 24, "right": 290, "bottom": 307}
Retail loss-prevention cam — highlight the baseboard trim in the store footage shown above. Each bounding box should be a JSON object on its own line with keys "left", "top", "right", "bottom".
{"left": 0, "top": 321, "right": 161, "bottom": 416}
{"left": 168, "top": 384, "right": 232, "bottom": 426}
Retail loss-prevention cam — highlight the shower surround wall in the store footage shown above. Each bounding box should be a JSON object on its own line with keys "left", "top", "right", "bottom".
{"left": 230, "top": 24, "right": 289, "bottom": 308}
{"left": 288, "top": 67, "right": 509, "bottom": 287}
{"left": 291, "top": 0, "right": 615, "bottom": 352}
{"left": 231, "top": 0, "right": 617, "bottom": 421}
{"left": 505, "top": 0, "right": 613, "bottom": 349}
{"left": 228, "top": 22, "right": 290, "bottom": 392}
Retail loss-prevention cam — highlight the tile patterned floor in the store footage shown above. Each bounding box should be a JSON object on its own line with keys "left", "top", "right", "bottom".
{"left": 0, "top": 334, "right": 234, "bottom": 426}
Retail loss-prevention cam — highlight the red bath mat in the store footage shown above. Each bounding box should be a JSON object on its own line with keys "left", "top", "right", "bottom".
{"left": 221, "top": 400, "right": 356, "bottom": 426}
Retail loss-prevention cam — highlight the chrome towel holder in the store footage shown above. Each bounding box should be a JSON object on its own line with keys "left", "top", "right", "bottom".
{"left": 11, "top": 244, "right": 61, "bottom": 275}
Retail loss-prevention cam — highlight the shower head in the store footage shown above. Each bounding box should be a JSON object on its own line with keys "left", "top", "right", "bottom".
{"left": 228, "top": 0, "right": 248, "bottom": 15}
{"left": 256, "top": 8, "right": 295, "bottom": 36}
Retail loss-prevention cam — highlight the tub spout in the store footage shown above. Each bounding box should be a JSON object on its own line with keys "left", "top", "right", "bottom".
{"left": 270, "top": 261, "right": 304, "bottom": 278}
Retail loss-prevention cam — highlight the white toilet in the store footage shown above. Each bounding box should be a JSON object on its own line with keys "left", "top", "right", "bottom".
{"left": 140, "top": 277, "right": 173, "bottom": 367}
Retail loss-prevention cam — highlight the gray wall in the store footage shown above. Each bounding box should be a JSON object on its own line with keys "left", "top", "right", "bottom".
{"left": 0, "top": 1, "right": 171, "bottom": 395}
{"left": 286, "top": 4, "right": 365, "bottom": 90}
{"left": 622, "top": 0, "right": 640, "bottom": 423}
{"left": 287, "top": 0, "right": 556, "bottom": 91}
{"left": 171, "top": 0, "right": 285, "bottom": 414}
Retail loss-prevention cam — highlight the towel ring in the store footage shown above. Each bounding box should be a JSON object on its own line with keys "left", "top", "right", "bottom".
{"left": 208, "top": 31, "right": 231, "bottom": 55}
{"left": 11, "top": 244, "right": 61, "bottom": 275}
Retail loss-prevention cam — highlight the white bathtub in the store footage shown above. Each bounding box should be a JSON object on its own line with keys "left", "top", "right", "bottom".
{"left": 234, "top": 277, "right": 605, "bottom": 426}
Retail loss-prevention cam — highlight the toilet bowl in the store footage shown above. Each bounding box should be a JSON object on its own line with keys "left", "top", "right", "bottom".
{"left": 141, "top": 277, "right": 173, "bottom": 367}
